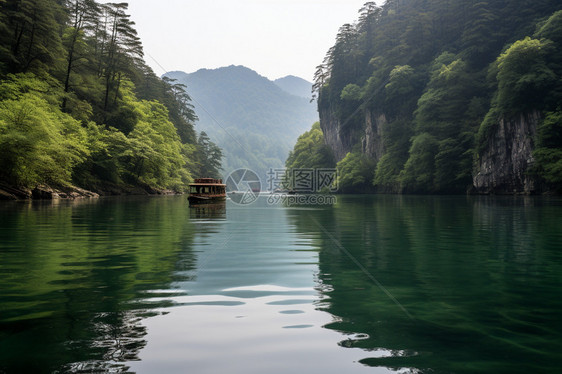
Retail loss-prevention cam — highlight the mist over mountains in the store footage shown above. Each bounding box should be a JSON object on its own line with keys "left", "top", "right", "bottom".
{"left": 273, "top": 75, "right": 313, "bottom": 100}
{"left": 164, "top": 66, "right": 318, "bottom": 182}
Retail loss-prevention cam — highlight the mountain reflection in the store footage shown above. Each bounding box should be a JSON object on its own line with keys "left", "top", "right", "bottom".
{"left": 1, "top": 195, "right": 561, "bottom": 373}
{"left": 0, "top": 197, "right": 198, "bottom": 373}
{"left": 288, "top": 195, "right": 562, "bottom": 373}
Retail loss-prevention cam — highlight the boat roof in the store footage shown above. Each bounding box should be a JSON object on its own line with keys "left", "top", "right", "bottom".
{"left": 190, "top": 178, "right": 223, "bottom": 185}
{"left": 190, "top": 178, "right": 225, "bottom": 186}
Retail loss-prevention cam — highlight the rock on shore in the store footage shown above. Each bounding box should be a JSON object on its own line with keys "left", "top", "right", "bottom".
{"left": 0, "top": 184, "right": 99, "bottom": 201}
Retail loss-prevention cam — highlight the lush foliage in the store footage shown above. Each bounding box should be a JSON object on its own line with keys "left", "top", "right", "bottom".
{"left": 533, "top": 111, "right": 562, "bottom": 186}
{"left": 285, "top": 122, "right": 335, "bottom": 171}
{"left": 336, "top": 148, "right": 375, "bottom": 193}
{"left": 0, "top": 0, "right": 221, "bottom": 192}
{"left": 0, "top": 75, "right": 88, "bottom": 187}
{"left": 529, "top": 11, "right": 562, "bottom": 189}
{"left": 309, "top": 0, "right": 562, "bottom": 193}
{"left": 283, "top": 122, "right": 336, "bottom": 192}
{"left": 196, "top": 131, "right": 223, "bottom": 179}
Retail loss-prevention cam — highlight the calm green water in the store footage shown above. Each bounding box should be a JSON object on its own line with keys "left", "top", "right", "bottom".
{"left": 0, "top": 195, "right": 561, "bottom": 373}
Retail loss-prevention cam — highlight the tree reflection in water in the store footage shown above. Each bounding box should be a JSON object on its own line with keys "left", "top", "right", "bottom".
{"left": 288, "top": 195, "right": 562, "bottom": 374}
{"left": 0, "top": 197, "right": 199, "bottom": 373}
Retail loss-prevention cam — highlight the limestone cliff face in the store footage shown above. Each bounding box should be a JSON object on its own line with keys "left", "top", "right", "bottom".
{"left": 319, "top": 107, "right": 386, "bottom": 163}
{"left": 473, "top": 111, "right": 541, "bottom": 194}
{"left": 321, "top": 105, "right": 543, "bottom": 195}
{"left": 319, "top": 107, "right": 348, "bottom": 162}
{"left": 362, "top": 111, "right": 386, "bottom": 161}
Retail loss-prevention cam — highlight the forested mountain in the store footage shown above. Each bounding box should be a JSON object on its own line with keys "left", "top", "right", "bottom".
{"left": 165, "top": 66, "right": 318, "bottom": 181}
{"left": 274, "top": 75, "right": 313, "bottom": 100}
{"left": 288, "top": 0, "right": 562, "bottom": 194}
{"left": 0, "top": 0, "right": 221, "bottom": 198}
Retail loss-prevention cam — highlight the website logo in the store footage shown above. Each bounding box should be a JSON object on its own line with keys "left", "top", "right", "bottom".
{"left": 225, "top": 168, "right": 261, "bottom": 205}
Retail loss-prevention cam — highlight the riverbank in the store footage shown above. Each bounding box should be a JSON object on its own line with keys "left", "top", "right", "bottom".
{"left": 0, "top": 182, "right": 181, "bottom": 201}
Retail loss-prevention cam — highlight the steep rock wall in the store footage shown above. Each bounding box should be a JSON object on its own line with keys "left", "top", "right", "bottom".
{"left": 473, "top": 111, "right": 541, "bottom": 194}
{"left": 319, "top": 107, "right": 348, "bottom": 162}
{"left": 319, "top": 107, "right": 386, "bottom": 163}
{"left": 362, "top": 111, "right": 386, "bottom": 161}
{"left": 322, "top": 105, "right": 543, "bottom": 195}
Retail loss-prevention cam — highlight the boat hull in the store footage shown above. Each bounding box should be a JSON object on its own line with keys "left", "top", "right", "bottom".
{"left": 188, "top": 195, "right": 227, "bottom": 204}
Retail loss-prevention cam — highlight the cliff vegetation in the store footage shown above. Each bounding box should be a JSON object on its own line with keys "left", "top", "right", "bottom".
{"left": 293, "top": 0, "right": 562, "bottom": 194}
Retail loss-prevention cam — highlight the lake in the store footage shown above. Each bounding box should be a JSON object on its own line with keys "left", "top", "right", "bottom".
{"left": 0, "top": 195, "right": 561, "bottom": 373}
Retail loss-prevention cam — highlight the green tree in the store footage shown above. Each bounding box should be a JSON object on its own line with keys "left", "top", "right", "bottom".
{"left": 336, "top": 148, "right": 375, "bottom": 193}
{"left": 415, "top": 57, "right": 481, "bottom": 136}
{"left": 0, "top": 82, "right": 88, "bottom": 187}
{"left": 460, "top": 1, "right": 499, "bottom": 66}
{"left": 311, "top": 64, "right": 329, "bottom": 103}
{"left": 340, "top": 83, "right": 362, "bottom": 101}
{"left": 434, "top": 135, "right": 473, "bottom": 192}
{"left": 107, "top": 83, "right": 194, "bottom": 190}
{"left": 401, "top": 56, "right": 484, "bottom": 192}
{"left": 383, "top": 64, "right": 422, "bottom": 118}
{"left": 533, "top": 111, "right": 562, "bottom": 186}
{"left": 197, "top": 131, "right": 223, "bottom": 179}
{"left": 96, "top": 2, "right": 143, "bottom": 114}
{"left": 399, "top": 133, "right": 438, "bottom": 193}
{"left": 373, "top": 118, "right": 413, "bottom": 192}
{"left": 285, "top": 122, "right": 335, "bottom": 171}
{"left": 534, "top": 10, "right": 562, "bottom": 110}
{"left": 494, "top": 37, "right": 555, "bottom": 114}
{"left": 60, "top": 0, "right": 101, "bottom": 111}
{"left": 160, "top": 76, "right": 198, "bottom": 144}
{"left": 0, "top": 0, "right": 65, "bottom": 73}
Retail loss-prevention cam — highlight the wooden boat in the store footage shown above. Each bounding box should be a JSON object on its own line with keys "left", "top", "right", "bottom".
{"left": 188, "top": 178, "right": 226, "bottom": 204}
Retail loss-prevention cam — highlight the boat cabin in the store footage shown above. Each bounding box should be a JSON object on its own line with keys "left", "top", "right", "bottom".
{"left": 188, "top": 178, "right": 226, "bottom": 203}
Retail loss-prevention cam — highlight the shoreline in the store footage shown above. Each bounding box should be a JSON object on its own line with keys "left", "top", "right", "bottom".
{"left": 0, "top": 183, "right": 182, "bottom": 201}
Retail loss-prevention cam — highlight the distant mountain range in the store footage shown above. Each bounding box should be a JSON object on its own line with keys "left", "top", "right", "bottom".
{"left": 273, "top": 75, "right": 313, "bottom": 100}
{"left": 164, "top": 66, "right": 318, "bottom": 183}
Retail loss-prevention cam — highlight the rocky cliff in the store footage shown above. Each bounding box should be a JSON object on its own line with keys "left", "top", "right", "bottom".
{"left": 473, "top": 111, "right": 541, "bottom": 194}
{"left": 321, "top": 104, "right": 547, "bottom": 195}
{"left": 319, "top": 108, "right": 386, "bottom": 163}
{"left": 362, "top": 111, "right": 386, "bottom": 161}
{"left": 319, "top": 107, "right": 347, "bottom": 162}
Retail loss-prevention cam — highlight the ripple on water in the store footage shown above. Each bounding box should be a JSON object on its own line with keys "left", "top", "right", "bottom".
{"left": 282, "top": 324, "right": 314, "bottom": 329}
{"left": 266, "top": 299, "right": 315, "bottom": 305}
{"left": 279, "top": 310, "right": 305, "bottom": 315}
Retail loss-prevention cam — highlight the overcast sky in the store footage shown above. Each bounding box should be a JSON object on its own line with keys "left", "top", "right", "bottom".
{"left": 116, "top": 0, "right": 384, "bottom": 82}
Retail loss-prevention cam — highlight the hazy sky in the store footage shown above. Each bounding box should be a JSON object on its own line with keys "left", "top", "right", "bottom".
{"left": 117, "top": 0, "right": 383, "bottom": 81}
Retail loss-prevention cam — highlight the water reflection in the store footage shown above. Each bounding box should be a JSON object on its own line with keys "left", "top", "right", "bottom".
{"left": 1, "top": 195, "right": 561, "bottom": 373}
{"left": 0, "top": 197, "right": 197, "bottom": 373}
{"left": 126, "top": 199, "right": 382, "bottom": 374}
{"left": 288, "top": 195, "right": 562, "bottom": 373}
{"left": 189, "top": 201, "right": 226, "bottom": 220}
